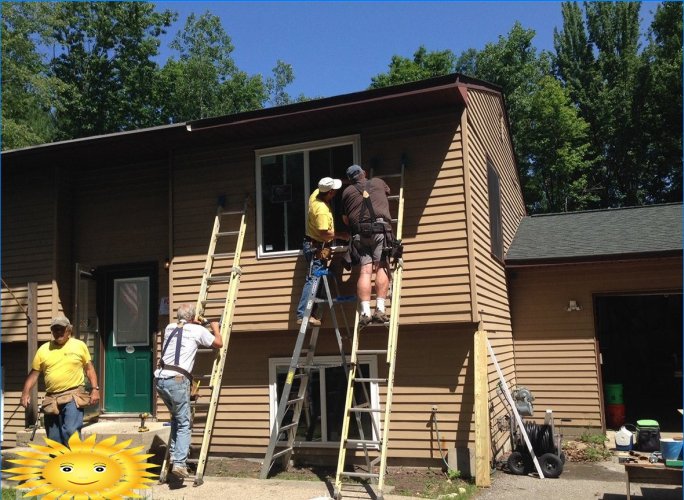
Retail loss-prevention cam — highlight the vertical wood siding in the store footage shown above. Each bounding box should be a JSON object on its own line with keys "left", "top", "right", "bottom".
{"left": 465, "top": 89, "right": 526, "bottom": 456}
{"left": 510, "top": 257, "right": 682, "bottom": 430}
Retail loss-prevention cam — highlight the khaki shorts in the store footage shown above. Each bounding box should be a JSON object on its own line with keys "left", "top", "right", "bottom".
{"left": 356, "top": 233, "right": 386, "bottom": 266}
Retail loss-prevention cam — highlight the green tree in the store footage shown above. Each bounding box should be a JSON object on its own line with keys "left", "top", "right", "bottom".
{"left": 1, "top": 3, "right": 62, "bottom": 149}
{"left": 636, "top": 1, "right": 682, "bottom": 202}
{"left": 554, "top": 1, "right": 645, "bottom": 206}
{"left": 369, "top": 45, "right": 458, "bottom": 88}
{"left": 159, "top": 12, "right": 301, "bottom": 122}
{"left": 48, "top": 2, "right": 175, "bottom": 139}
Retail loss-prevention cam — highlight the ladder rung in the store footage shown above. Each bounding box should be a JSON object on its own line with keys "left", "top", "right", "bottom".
{"left": 346, "top": 439, "right": 381, "bottom": 447}
{"left": 197, "top": 347, "right": 215, "bottom": 352}
{"left": 387, "top": 195, "right": 400, "bottom": 200}
{"left": 279, "top": 422, "right": 298, "bottom": 432}
{"left": 341, "top": 471, "right": 380, "bottom": 479}
{"left": 390, "top": 218, "right": 398, "bottom": 223}
{"left": 191, "top": 401, "right": 211, "bottom": 407}
{"left": 350, "top": 407, "right": 383, "bottom": 413}
{"left": 270, "top": 447, "right": 293, "bottom": 461}
{"left": 216, "top": 231, "right": 239, "bottom": 237}
{"left": 201, "top": 298, "right": 225, "bottom": 304}
{"left": 191, "top": 429, "right": 206, "bottom": 436}
{"left": 354, "top": 377, "right": 387, "bottom": 383}
{"left": 287, "top": 397, "right": 304, "bottom": 406}
{"left": 220, "top": 210, "right": 244, "bottom": 216}
{"left": 211, "top": 252, "right": 235, "bottom": 259}
{"left": 186, "top": 458, "right": 199, "bottom": 463}
{"left": 378, "top": 172, "right": 403, "bottom": 178}
{"left": 356, "top": 349, "right": 387, "bottom": 355}
{"left": 207, "top": 275, "right": 231, "bottom": 283}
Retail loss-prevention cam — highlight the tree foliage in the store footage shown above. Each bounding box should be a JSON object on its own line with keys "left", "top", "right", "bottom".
{"left": 372, "top": 2, "right": 680, "bottom": 211}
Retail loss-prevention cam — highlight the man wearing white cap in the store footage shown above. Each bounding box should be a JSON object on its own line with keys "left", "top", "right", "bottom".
{"left": 20, "top": 315, "right": 99, "bottom": 445}
{"left": 295, "top": 176, "right": 344, "bottom": 325}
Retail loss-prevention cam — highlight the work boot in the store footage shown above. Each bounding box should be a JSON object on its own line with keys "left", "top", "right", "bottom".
{"left": 372, "top": 310, "right": 390, "bottom": 324}
{"left": 359, "top": 314, "right": 372, "bottom": 327}
{"left": 296, "top": 317, "right": 321, "bottom": 327}
{"left": 171, "top": 464, "right": 190, "bottom": 478}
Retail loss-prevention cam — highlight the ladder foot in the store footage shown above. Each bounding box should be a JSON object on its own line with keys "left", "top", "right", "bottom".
{"left": 333, "top": 488, "right": 342, "bottom": 500}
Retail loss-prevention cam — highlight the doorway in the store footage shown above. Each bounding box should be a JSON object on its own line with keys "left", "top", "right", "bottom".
{"left": 98, "top": 263, "right": 158, "bottom": 413}
{"left": 596, "top": 293, "right": 682, "bottom": 431}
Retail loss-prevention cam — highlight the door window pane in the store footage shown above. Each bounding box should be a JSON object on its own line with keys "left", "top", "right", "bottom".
{"left": 113, "top": 278, "right": 149, "bottom": 346}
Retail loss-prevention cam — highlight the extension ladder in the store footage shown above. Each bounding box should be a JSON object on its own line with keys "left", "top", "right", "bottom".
{"left": 260, "top": 262, "right": 359, "bottom": 479}
{"left": 333, "top": 163, "right": 406, "bottom": 500}
{"left": 159, "top": 195, "right": 249, "bottom": 486}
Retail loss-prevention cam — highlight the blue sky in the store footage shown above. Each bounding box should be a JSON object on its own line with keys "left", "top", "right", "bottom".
{"left": 155, "top": 1, "right": 659, "bottom": 99}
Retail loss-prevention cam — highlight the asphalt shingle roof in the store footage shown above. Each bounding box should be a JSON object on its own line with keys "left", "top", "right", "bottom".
{"left": 505, "top": 203, "right": 683, "bottom": 264}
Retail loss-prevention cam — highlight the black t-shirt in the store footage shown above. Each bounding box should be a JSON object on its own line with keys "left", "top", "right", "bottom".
{"left": 342, "top": 178, "right": 391, "bottom": 224}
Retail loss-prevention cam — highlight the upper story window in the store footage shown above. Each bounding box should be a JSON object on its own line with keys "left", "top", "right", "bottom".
{"left": 487, "top": 158, "right": 504, "bottom": 261}
{"left": 255, "top": 136, "right": 359, "bottom": 257}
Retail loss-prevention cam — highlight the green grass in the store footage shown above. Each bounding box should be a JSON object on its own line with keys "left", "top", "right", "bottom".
{"left": 578, "top": 431, "right": 607, "bottom": 445}
{"left": 2, "top": 488, "right": 18, "bottom": 500}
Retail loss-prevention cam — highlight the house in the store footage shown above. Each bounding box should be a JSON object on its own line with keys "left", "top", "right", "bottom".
{"left": 506, "top": 204, "right": 683, "bottom": 432}
{"left": 11, "top": 73, "right": 678, "bottom": 472}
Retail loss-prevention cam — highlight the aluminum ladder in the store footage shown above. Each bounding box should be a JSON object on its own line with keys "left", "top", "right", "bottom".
{"left": 333, "top": 163, "right": 406, "bottom": 500}
{"left": 159, "top": 195, "right": 249, "bottom": 486}
{"left": 260, "top": 263, "right": 359, "bottom": 479}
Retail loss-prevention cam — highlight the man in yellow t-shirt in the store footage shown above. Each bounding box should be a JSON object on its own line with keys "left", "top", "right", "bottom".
{"left": 21, "top": 316, "right": 99, "bottom": 445}
{"left": 296, "top": 177, "right": 345, "bottom": 325}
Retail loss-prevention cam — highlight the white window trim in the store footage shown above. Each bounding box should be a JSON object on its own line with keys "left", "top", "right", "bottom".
{"left": 112, "top": 277, "right": 150, "bottom": 347}
{"left": 268, "top": 354, "right": 379, "bottom": 449}
{"left": 255, "top": 135, "right": 361, "bottom": 259}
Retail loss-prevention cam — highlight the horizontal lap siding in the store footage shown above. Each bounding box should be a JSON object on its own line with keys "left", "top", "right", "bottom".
{"left": 170, "top": 110, "right": 473, "bottom": 331}
{"left": 510, "top": 257, "right": 683, "bottom": 429}
{"left": 1, "top": 167, "right": 58, "bottom": 343}
{"left": 155, "top": 325, "right": 478, "bottom": 460}
{"left": 1, "top": 343, "right": 31, "bottom": 447}
{"left": 465, "top": 89, "right": 526, "bottom": 457}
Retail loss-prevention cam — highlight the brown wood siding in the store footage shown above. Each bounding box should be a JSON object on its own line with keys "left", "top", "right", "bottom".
{"left": 509, "top": 257, "right": 683, "bottom": 429}
{"left": 465, "top": 89, "right": 526, "bottom": 456}
{"left": 1, "top": 343, "right": 31, "bottom": 448}
{"left": 1, "top": 167, "right": 58, "bottom": 343}
{"left": 169, "top": 109, "right": 474, "bottom": 330}
{"left": 155, "top": 324, "right": 486, "bottom": 461}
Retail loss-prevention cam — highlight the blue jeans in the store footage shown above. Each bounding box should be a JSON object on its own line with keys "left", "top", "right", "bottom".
{"left": 44, "top": 400, "right": 84, "bottom": 445}
{"left": 296, "top": 240, "right": 326, "bottom": 320}
{"left": 156, "top": 376, "right": 191, "bottom": 467}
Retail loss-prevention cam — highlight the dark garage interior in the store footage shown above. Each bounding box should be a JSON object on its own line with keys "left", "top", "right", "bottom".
{"left": 596, "top": 293, "right": 683, "bottom": 432}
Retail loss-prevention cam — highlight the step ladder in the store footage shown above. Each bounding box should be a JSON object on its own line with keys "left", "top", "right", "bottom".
{"left": 260, "top": 262, "right": 359, "bottom": 479}
{"left": 333, "top": 162, "right": 406, "bottom": 500}
{"left": 159, "top": 195, "right": 249, "bottom": 486}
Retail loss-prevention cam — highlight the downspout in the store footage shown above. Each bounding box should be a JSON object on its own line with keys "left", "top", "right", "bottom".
{"left": 459, "top": 87, "right": 480, "bottom": 324}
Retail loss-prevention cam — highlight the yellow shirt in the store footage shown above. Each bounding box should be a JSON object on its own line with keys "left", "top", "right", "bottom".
{"left": 306, "top": 189, "right": 335, "bottom": 243}
{"left": 32, "top": 337, "right": 91, "bottom": 393}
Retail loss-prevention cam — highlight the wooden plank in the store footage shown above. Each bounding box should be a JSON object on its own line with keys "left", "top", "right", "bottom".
{"left": 474, "top": 329, "right": 491, "bottom": 487}
{"left": 27, "top": 282, "right": 38, "bottom": 427}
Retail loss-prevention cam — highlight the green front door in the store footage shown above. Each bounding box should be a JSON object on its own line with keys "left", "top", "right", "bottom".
{"left": 102, "top": 266, "right": 156, "bottom": 413}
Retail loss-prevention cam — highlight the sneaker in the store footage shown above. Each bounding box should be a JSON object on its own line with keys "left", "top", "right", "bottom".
{"left": 171, "top": 464, "right": 190, "bottom": 478}
{"left": 359, "top": 314, "right": 372, "bottom": 327}
{"left": 372, "top": 310, "right": 390, "bottom": 324}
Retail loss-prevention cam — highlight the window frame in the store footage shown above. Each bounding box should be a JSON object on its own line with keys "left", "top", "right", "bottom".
{"left": 267, "top": 354, "right": 379, "bottom": 449}
{"left": 255, "top": 135, "right": 360, "bottom": 259}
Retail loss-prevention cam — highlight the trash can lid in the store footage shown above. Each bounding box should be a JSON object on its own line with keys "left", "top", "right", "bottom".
{"left": 636, "top": 419, "right": 659, "bottom": 427}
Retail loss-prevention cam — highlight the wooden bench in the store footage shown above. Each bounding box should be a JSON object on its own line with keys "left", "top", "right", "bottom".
{"left": 624, "top": 463, "right": 682, "bottom": 500}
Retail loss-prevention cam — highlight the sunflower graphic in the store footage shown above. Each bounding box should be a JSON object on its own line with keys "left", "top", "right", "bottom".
{"left": 3, "top": 432, "right": 158, "bottom": 499}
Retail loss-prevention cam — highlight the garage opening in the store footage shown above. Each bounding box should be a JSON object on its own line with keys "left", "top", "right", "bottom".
{"left": 596, "top": 293, "right": 682, "bottom": 431}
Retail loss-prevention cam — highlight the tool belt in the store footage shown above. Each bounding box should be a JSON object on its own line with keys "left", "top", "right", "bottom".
{"left": 352, "top": 221, "right": 391, "bottom": 237}
{"left": 42, "top": 385, "right": 91, "bottom": 415}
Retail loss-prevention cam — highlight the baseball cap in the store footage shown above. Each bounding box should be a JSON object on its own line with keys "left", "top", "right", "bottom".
{"left": 346, "top": 164, "right": 363, "bottom": 180}
{"left": 50, "top": 316, "right": 71, "bottom": 328}
{"left": 318, "top": 177, "right": 342, "bottom": 192}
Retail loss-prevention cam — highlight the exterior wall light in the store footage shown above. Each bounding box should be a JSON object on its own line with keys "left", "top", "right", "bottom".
{"left": 567, "top": 300, "right": 581, "bottom": 312}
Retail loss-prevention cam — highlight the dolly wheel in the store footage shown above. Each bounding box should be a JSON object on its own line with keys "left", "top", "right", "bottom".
{"left": 507, "top": 451, "right": 527, "bottom": 475}
{"left": 539, "top": 453, "right": 563, "bottom": 478}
